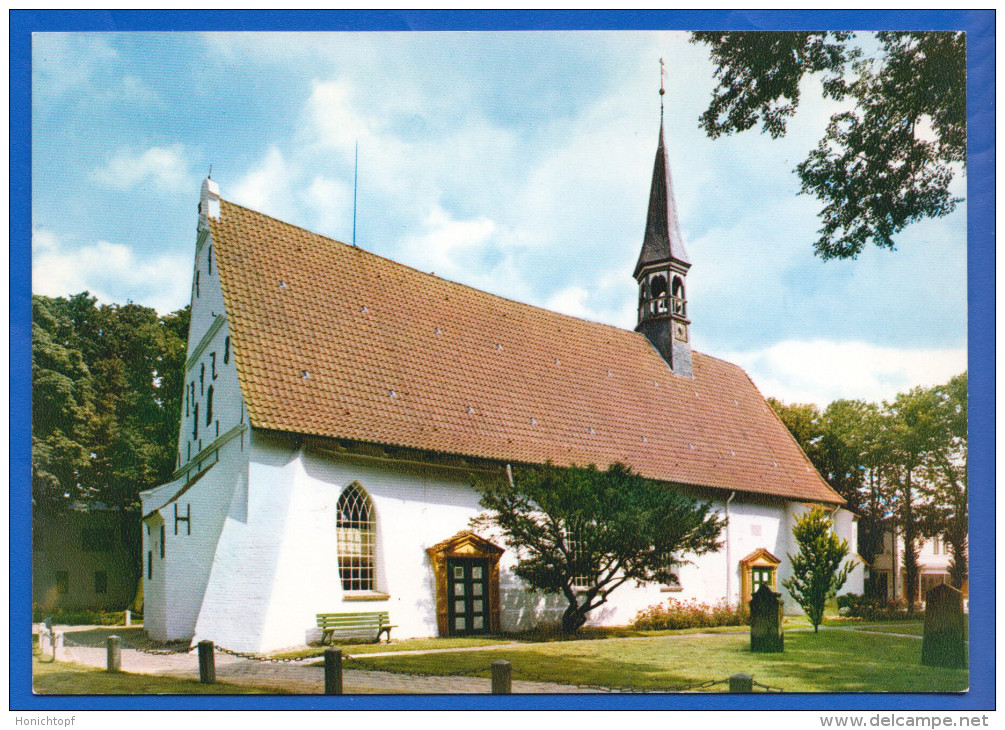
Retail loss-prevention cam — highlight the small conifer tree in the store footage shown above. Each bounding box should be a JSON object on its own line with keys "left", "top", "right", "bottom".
{"left": 782, "top": 506, "right": 855, "bottom": 632}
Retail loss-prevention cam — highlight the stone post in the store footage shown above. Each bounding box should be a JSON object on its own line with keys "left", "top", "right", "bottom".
{"left": 198, "top": 640, "right": 216, "bottom": 683}
{"left": 324, "top": 648, "right": 343, "bottom": 695}
{"left": 921, "top": 583, "right": 967, "bottom": 669}
{"left": 750, "top": 583, "right": 784, "bottom": 653}
{"left": 124, "top": 609, "right": 131, "bottom": 627}
{"left": 107, "top": 635, "right": 121, "bottom": 672}
{"left": 53, "top": 630, "right": 64, "bottom": 661}
{"left": 38, "top": 627, "right": 52, "bottom": 659}
{"left": 729, "top": 673, "right": 753, "bottom": 693}
{"left": 491, "top": 660, "right": 512, "bottom": 694}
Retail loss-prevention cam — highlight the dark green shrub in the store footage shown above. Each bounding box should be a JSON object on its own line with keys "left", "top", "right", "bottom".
{"left": 837, "top": 593, "right": 922, "bottom": 621}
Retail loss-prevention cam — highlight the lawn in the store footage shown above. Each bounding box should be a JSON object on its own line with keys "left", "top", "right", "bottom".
{"left": 32, "top": 656, "right": 289, "bottom": 695}
{"left": 275, "top": 625, "right": 750, "bottom": 659}
{"left": 343, "top": 629, "right": 968, "bottom": 693}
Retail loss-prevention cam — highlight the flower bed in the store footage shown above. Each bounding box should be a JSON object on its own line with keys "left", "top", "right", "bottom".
{"left": 632, "top": 597, "right": 749, "bottom": 631}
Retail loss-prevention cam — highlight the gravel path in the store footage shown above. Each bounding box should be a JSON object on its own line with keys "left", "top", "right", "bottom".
{"left": 50, "top": 626, "right": 599, "bottom": 694}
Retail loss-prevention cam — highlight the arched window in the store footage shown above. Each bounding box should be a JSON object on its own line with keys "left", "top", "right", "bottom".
{"left": 650, "top": 274, "right": 668, "bottom": 313}
{"left": 671, "top": 276, "right": 686, "bottom": 314}
{"left": 337, "top": 483, "right": 376, "bottom": 591}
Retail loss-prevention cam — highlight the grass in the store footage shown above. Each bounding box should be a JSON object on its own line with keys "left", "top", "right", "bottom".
{"left": 32, "top": 655, "right": 288, "bottom": 695}
{"left": 344, "top": 628, "right": 968, "bottom": 693}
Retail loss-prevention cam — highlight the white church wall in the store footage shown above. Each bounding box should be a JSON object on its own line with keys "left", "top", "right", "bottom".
{"left": 142, "top": 435, "right": 248, "bottom": 642}
{"left": 141, "top": 514, "right": 166, "bottom": 638}
{"left": 188, "top": 432, "right": 840, "bottom": 650}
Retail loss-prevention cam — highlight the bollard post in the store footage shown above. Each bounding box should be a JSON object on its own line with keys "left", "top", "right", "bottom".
{"left": 53, "top": 631, "right": 64, "bottom": 662}
{"left": 491, "top": 660, "right": 512, "bottom": 694}
{"left": 198, "top": 640, "right": 216, "bottom": 684}
{"left": 324, "top": 648, "right": 343, "bottom": 695}
{"left": 107, "top": 635, "right": 122, "bottom": 672}
{"left": 729, "top": 673, "right": 753, "bottom": 693}
{"left": 124, "top": 609, "right": 131, "bottom": 627}
{"left": 38, "top": 627, "right": 52, "bottom": 659}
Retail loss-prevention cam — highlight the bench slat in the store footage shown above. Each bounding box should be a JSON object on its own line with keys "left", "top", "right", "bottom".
{"left": 317, "top": 611, "right": 395, "bottom": 644}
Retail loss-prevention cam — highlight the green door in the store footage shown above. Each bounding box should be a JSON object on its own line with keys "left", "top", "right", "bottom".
{"left": 447, "top": 558, "right": 490, "bottom": 635}
{"left": 751, "top": 567, "right": 774, "bottom": 595}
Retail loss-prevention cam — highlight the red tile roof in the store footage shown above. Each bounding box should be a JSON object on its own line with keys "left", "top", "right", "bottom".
{"left": 211, "top": 199, "right": 843, "bottom": 504}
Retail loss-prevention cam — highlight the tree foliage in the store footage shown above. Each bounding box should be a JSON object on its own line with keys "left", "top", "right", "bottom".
{"left": 473, "top": 462, "right": 724, "bottom": 634}
{"left": 691, "top": 31, "right": 965, "bottom": 259}
{"left": 782, "top": 506, "right": 854, "bottom": 632}
{"left": 768, "top": 372, "right": 968, "bottom": 604}
{"left": 32, "top": 293, "right": 189, "bottom": 513}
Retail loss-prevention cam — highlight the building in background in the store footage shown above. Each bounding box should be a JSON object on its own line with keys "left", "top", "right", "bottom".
{"left": 32, "top": 505, "right": 139, "bottom": 612}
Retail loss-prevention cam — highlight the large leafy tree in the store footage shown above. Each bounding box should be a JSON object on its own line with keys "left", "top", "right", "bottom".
{"left": 691, "top": 31, "right": 965, "bottom": 259}
{"left": 882, "top": 385, "right": 946, "bottom": 611}
{"left": 782, "top": 506, "right": 854, "bottom": 632}
{"left": 31, "top": 293, "right": 189, "bottom": 512}
{"left": 767, "top": 398, "right": 889, "bottom": 573}
{"left": 917, "top": 372, "right": 968, "bottom": 589}
{"left": 474, "top": 462, "right": 724, "bottom": 634}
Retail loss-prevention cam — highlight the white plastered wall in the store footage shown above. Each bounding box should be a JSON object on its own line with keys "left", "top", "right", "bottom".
{"left": 143, "top": 179, "right": 253, "bottom": 642}
{"left": 189, "top": 432, "right": 861, "bottom": 651}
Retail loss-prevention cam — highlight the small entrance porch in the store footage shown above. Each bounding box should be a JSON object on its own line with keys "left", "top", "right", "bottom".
{"left": 427, "top": 531, "right": 503, "bottom": 636}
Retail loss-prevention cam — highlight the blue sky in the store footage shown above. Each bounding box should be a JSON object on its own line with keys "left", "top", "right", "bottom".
{"left": 30, "top": 30, "right": 968, "bottom": 407}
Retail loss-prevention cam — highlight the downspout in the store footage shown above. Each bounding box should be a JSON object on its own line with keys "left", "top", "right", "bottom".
{"left": 725, "top": 491, "right": 736, "bottom": 604}
{"left": 506, "top": 464, "right": 515, "bottom": 489}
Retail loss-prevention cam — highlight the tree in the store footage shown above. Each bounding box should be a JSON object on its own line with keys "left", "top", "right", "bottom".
{"left": 691, "top": 31, "right": 965, "bottom": 259}
{"left": 782, "top": 506, "right": 854, "bottom": 632}
{"left": 767, "top": 398, "right": 890, "bottom": 577}
{"left": 32, "top": 293, "right": 189, "bottom": 511}
{"left": 917, "top": 372, "right": 968, "bottom": 589}
{"left": 882, "top": 385, "right": 946, "bottom": 611}
{"left": 473, "top": 462, "right": 724, "bottom": 634}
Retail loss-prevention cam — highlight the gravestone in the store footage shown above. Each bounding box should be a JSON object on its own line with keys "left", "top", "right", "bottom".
{"left": 750, "top": 583, "right": 784, "bottom": 653}
{"left": 921, "top": 583, "right": 967, "bottom": 669}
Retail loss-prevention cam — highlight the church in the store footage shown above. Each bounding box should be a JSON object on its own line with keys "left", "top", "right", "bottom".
{"left": 140, "top": 108, "right": 863, "bottom": 652}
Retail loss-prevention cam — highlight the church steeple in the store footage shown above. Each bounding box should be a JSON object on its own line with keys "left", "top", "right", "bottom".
{"left": 634, "top": 72, "right": 693, "bottom": 377}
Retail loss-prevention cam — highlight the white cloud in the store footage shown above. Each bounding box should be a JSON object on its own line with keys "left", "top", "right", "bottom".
{"left": 229, "top": 146, "right": 299, "bottom": 220}
{"left": 32, "top": 229, "right": 190, "bottom": 315}
{"left": 93, "top": 145, "right": 191, "bottom": 192}
{"left": 720, "top": 339, "right": 967, "bottom": 406}
{"left": 399, "top": 206, "right": 498, "bottom": 275}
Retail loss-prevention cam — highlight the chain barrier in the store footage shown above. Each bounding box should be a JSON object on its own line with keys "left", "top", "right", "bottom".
{"left": 340, "top": 653, "right": 779, "bottom": 693}
{"left": 52, "top": 629, "right": 784, "bottom": 692}
{"left": 213, "top": 644, "right": 317, "bottom": 664}
{"left": 751, "top": 679, "right": 784, "bottom": 693}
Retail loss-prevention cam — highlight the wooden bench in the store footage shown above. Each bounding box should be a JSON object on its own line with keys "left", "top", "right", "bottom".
{"left": 317, "top": 611, "right": 397, "bottom": 644}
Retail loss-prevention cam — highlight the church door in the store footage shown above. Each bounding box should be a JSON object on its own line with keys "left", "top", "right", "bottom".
{"left": 447, "top": 558, "right": 490, "bottom": 635}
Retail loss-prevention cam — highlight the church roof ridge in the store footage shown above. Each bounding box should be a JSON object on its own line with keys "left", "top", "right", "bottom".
{"left": 217, "top": 197, "right": 636, "bottom": 337}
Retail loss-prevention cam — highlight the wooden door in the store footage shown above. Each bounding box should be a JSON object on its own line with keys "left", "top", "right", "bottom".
{"left": 447, "top": 558, "right": 490, "bottom": 635}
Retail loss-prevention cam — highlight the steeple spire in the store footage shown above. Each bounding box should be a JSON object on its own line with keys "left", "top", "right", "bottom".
{"left": 633, "top": 101, "right": 689, "bottom": 278}
{"left": 633, "top": 67, "right": 693, "bottom": 377}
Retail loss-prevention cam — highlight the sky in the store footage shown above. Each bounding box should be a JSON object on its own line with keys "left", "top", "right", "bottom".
{"left": 30, "top": 30, "right": 968, "bottom": 407}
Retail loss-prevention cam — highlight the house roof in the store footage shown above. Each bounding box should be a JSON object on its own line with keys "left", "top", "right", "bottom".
{"left": 210, "top": 198, "right": 843, "bottom": 505}
{"left": 634, "top": 120, "right": 690, "bottom": 277}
